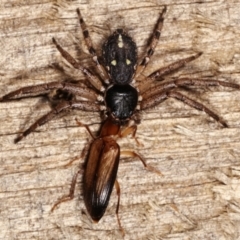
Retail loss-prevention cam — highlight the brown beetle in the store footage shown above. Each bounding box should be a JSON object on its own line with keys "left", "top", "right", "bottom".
{"left": 82, "top": 117, "right": 121, "bottom": 222}
{"left": 51, "top": 116, "right": 145, "bottom": 232}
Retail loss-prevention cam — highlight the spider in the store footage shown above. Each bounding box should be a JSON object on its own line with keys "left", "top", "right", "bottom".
{"left": 1, "top": 6, "right": 239, "bottom": 142}
{"left": 1, "top": 7, "right": 239, "bottom": 143}
{"left": 1, "top": 6, "right": 240, "bottom": 229}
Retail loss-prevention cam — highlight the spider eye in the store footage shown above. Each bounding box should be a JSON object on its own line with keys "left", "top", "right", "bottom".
{"left": 126, "top": 59, "right": 131, "bottom": 65}
{"left": 111, "top": 60, "right": 117, "bottom": 66}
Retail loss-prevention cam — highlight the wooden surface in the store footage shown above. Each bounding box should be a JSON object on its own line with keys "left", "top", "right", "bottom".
{"left": 1, "top": 1, "right": 240, "bottom": 239}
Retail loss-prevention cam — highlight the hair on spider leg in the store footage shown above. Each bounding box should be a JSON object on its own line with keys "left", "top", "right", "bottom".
{"left": 1, "top": 5, "right": 240, "bottom": 234}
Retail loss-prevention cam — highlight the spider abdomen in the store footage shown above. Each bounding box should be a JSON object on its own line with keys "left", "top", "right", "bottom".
{"left": 102, "top": 29, "right": 137, "bottom": 85}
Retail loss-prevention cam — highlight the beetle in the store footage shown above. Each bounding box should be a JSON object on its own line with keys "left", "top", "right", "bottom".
{"left": 50, "top": 117, "right": 122, "bottom": 222}
{"left": 50, "top": 116, "right": 146, "bottom": 232}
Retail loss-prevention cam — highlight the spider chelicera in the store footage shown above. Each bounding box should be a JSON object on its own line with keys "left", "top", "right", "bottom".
{"left": 1, "top": 6, "right": 240, "bottom": 230}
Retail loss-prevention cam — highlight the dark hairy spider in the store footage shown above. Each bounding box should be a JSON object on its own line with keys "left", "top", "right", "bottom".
{"left": 1, "top": 6, "right": 240, "bottom": 231}
{"left": 1, "top": 6, "right": 239, "bottom": 141}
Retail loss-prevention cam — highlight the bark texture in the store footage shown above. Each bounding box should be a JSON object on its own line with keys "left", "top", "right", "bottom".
{"left": 0, "top": 1, "right": 240, "bottom": 239}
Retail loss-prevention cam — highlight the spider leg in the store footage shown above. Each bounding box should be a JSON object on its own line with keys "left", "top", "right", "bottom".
{"left": 14, "top": 100, "right": 102, "bottom": 143}
{"left": 149, "top": 53, "right": 202, "bottom": 80}
{"left": 135, "top": 6, "right": 167, "bottom": 78}
{"left": 0, "top": 81, "right": 102, "bottom": 102}
{"left": 141, "top": 90, "right": 228, "bottom": 127}
{"left": 76, "top": 9, "right": 109, "bottom": 84}
{"left": 137, "top": 52, "right": 202, "bottom": 92}
{"left": 141, "top": 78, "right": 240, "bottom": 100}
{"left": 52, "top": 38, "right": 105, "bottom": 92}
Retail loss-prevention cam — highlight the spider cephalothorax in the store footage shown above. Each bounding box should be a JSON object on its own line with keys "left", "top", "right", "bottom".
{"left": 105, "top": 84, "right": 138, "bottom": 121}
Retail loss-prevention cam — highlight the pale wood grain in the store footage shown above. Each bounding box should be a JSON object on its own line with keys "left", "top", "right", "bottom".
{"left": 1, "top": 1, "right": 240, "bottom": 239}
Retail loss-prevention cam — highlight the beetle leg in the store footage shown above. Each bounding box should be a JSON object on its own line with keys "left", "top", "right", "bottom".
{"left": 53, "top": 38, "right": 105, "bottom": 92}
{"left": 121, "top": 150, "right": 163, "bottom": 176}
{"left": 115, "top": 180, "right": 125, "bottom": 236}
{"left": 120, "top": 125, "right": 143, "bottom": 147}
{"left": 75, "top": 118, "right": 96, "bottom": 139}
{"left": 51, "top": 169, "right": 82, "bottom": 212}
{"left": 141, "top": 90, "right": 228, "bottom": 127}
{"left": 14, "top": 100, "right": 102, "bottom": 143}
{"left": 135, "top": 6, "right": 167, "bottom": 78}
{"left": 120, "top": 125, "right": 137, "bottom": 138}
{"left": 61, "top": 118, "right": 96, "bottom": 167}
{"left": 76, "top": 8, "right": 109, "bottom": 84}
{"left": 64, "top": 143, "right": 89, "bottom": 167}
